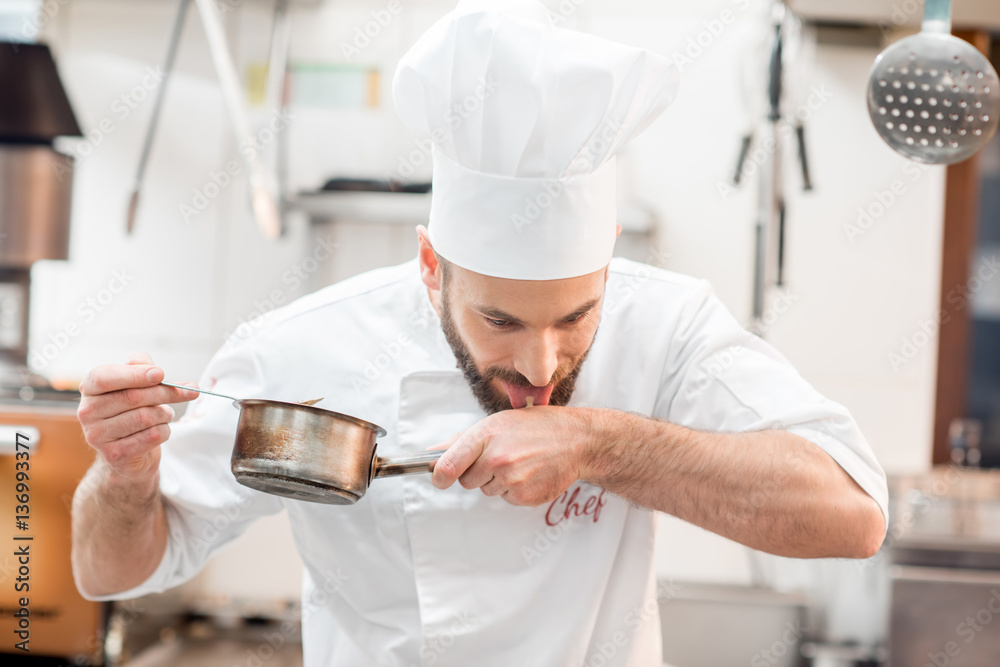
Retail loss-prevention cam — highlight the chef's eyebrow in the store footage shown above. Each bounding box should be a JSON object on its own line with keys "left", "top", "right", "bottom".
{"left": 476, "top": 297, "right": 600, "bottom": 325}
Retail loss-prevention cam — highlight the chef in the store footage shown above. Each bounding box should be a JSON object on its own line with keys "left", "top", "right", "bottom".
{"left": 71, "top": 1, "right": 888, "bottom": 665}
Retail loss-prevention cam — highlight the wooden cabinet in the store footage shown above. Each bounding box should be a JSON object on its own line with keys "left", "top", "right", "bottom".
{"left": 0, "top": 403, "right": 104, "bottom": 664}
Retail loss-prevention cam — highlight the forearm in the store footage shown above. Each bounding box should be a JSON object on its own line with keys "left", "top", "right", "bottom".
{"left": 579, "top": 409, "right": 885, "bottom": 559}
{"left": 71, "top": 459, "right": 168, "bottom": 597}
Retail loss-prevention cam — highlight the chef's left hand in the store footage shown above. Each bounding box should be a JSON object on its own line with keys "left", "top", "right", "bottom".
{"left": 429, "top": 407, "right": 594, "bottom": 506}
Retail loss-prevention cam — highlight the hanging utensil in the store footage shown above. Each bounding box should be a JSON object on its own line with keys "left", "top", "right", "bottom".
{"left": 126, "top": 0, "right": 191, "bottom": 234}
{"left": 782, "top": 12, "right": 815, "bottom": 193}
{"left": 752, "top": 5, "right": 786, "bottom": 325}
{"left": 159, "top": 380, "right": 439, "bottom": 505}
{"left": 264, "top": 0, "right": 292, "bottom": 213}
{"left": 867, "top": 0, "right": 1000, "bottom": 164}
{"left": 193, "top": 0, "right": 283, "bottom": 239}
{"left": 264, "top": 0, "right": 291, "bottom": 119}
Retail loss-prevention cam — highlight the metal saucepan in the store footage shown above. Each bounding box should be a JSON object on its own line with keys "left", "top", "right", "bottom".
{"left": 161, "top": 381, "right": 441, "bottom": 505}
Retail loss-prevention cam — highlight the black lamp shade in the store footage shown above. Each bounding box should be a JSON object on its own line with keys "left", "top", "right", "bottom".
{"left": 0, "top": 41, "right": 82, "bottom": 143}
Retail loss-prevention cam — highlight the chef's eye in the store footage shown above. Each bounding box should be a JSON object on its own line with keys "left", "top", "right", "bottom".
{"left": 562, "top": 310, "right": 589, "bottom": 325}
{"left": 486, "top": 318, "right": 510, "bottom": 328}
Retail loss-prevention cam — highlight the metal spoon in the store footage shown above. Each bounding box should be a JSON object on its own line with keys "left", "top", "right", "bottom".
{"left": 159, "top": 381, "right": 322, "bottom": 406}
{"left": 867, "top": 0, "right": 1000, "bottom": 164}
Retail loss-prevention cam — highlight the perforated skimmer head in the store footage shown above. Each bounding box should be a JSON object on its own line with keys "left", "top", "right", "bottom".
{"left": 867, "top": 0, "right": 1000, "bottom": 164}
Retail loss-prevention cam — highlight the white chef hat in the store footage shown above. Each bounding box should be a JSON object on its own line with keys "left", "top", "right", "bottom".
{"left": 392, "top": 0, "right": 679, "bottom": 280}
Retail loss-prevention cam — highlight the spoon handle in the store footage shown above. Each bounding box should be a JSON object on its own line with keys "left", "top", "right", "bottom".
{"left": 923, "top": 0, "right": 952, "bottom": 33}
{"left": 160, "top": 381, "right": 238, "bottom": 402}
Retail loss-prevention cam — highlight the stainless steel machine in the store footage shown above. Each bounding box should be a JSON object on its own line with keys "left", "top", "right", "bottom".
{"left": 0, "top": 40, "right": 81, "bottom": 397}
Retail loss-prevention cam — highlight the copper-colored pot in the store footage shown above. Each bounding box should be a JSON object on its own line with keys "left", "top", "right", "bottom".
{"left": 230, "top": 399, "right": 440, "bottom": 505}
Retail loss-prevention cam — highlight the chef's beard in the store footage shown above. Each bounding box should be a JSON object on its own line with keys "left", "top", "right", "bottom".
{"left": 439, "top": 281, "right": 593, "bottom": 415}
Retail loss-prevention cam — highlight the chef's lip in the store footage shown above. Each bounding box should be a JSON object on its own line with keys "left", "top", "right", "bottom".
{"left": 501, "top": 381, "right": 554, "bottom": 409}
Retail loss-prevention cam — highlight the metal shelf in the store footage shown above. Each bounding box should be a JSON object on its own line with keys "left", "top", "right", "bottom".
{"left": 289, "top": 190, "right": 657, "bottom": 234}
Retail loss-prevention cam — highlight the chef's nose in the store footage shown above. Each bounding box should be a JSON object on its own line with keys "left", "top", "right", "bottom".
{"left": 514, "top": 331, "right": 559, "bottom": 387}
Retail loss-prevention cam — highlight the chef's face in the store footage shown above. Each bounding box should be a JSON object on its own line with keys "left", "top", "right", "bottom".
{"left": 418, "top": 229, "right": 606, "bottom": 414}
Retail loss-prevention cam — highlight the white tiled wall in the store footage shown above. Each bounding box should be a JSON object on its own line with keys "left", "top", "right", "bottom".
{"left": 31, "top": 0, "right": 946, "bottom": 642}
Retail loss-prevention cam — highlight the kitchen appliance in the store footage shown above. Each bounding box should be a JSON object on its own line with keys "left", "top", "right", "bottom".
{"left": 161, "top": 382, "right": 441, "bottom": 504}
{"left": 0, "top": 38, "right": 108, "bottom": 665}
{"left": 657, "top": 581, "right": 810, "bottom": 667}
{"left": 0, "top": 41, "right": 82, "bottom": 392}
{"left": 889, "top": 542, "right": 1000, "bottom": 666}
{"left": 887, "top": 468, "right": 1000, "bottom": 666}
{"left": 866, "top": 0, "right": 1000, "bottom": 164}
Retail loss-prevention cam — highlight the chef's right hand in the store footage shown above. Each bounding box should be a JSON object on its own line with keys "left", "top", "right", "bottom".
{"left": 77, "top": 352, "right": 200, "bottom": 481}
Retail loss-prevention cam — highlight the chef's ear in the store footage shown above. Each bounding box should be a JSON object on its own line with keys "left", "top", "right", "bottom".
{"left": 616, "top": 224, "right": 622, "bottom": 238}
{"left": 416, "top": 225, "right": 443, "bottom": 292}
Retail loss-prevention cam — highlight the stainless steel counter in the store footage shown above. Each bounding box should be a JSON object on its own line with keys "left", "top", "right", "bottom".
{"left": 886, "top": 468, "right": 1000, "bottom": 667}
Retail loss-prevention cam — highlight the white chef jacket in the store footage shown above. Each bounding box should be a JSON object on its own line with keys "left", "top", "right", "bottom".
{"left": 85, "top": 257, "right": 889, "bottom": 666}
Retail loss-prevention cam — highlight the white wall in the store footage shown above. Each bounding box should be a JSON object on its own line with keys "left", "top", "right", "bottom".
{"left": 29, "top": 0, "right": 315, "bottom": 385}
{"left": 30, "top": 0, "right": 946, "bottom": 642}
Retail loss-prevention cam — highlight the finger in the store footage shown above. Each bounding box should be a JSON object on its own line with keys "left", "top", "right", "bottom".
{"left": 426, "top": 432, "right": 462, "bottom": 452}
{"left": 457, "top": 456, "right": 497, "bottom": 490}
{"left": 479, "top": 475, "right": 506, "bottom": 497}
{"left": 87, "top": 405, "right": 175, "bottom": 444}
{"left": 79, "top": 383, "right": 198, "bottom": 422}
{"left": 432, "top": 429, "right": 487, "bottom": 490}
{"left": 101, "top": 424, "right": 171, "bottom": 471}
{"left": 80, "top": 362, "right": 162, "bottom": 397}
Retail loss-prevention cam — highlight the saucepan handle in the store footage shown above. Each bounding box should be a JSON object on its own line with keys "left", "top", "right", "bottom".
{"left": 373, "top": 451, "right": 442, "bottom": 479}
